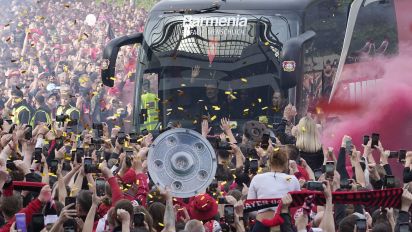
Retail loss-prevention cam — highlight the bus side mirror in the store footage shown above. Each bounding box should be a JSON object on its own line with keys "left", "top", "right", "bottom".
{"left": 101, "top": 33, "right": 144, "bottom": 87}
{"left": 280, "top": 30, "right": 316, "bottom": 89}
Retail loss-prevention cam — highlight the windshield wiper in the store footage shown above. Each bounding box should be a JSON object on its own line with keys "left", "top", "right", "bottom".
{"left": 164, "top": 3, "right": 221, "bottom": 14}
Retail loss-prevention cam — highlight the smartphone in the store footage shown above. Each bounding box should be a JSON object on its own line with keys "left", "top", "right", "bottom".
{"left": 314, "top": 169, "right": 323, "bottom": 180}
{"left": 76, "top": 148, "right": 84, "bottom": 163}
{"left": 84, "top": 157, "right": 93, "bottom": 174}
{"left": 218, "top": 197, "right": 227, "bottom": 204}
{"left": 15, "top": 213, "right": 27, "bottom": 232}
{"left": 363, "top": 135, "right": 370, "bottom": 146}
{"left": 307, "top": 181, "right": 324, "bottom": 191}
{"left": 224, "top": 205, "right": 235, "bottom": 224}
{"left": 34, "top": 148, "right": 43, "bottom": 163}
{"left": 345, "top": 139, "right": 353, "bottom": 154}
{"left": 388, "top": 151, "right": 399, "bottom": 158}
{"left": 62, "top": 161, "right": 72, "bottom": 172}
{"left": 134, "top": 212, "right": 145, "bottom": 227}
{"left": 25, "top": 125, "right": 32, "bottom": 140}
{"left": 117, "top": 132, "right": 126, "bottom": 145}
{"left": 399, "top": 223, "right": 410, "bottom": 232}
{"left": 399, "top": 150, "right": 407, "bottom": 163}
{"left": 96, "top": 178, "right": 106, "bottom": 197}
{"left": 126, "top": 150, "right": 134, "bottom": 157}
{"left": 6, "top": 160, "right": 16, "bottom": 170}
{"left": 250, "top": 159, "right": 259, "bottom": 173}
{"left": 371, "top": 133, "right": 380, "bottom": 148}
{"left": 65, "top": 145, "right": 72, "bottom": 154}
{"left": 325, "top": 161, "right": 335, "bottom": 180}
{"left": 65, "top": 197, "right": 76, "bottom": 210}
{"left": 141, "top": 129, "right": 149, "bottom": 136}
{"left": 356, "top": 218, "right": 367, "bottom": 232}
{"left": 384, "top": 175, "right": 395, "bottom": 188}
{"left": 50, "top": 160, "right": 58, "bottom": 173}
{"left": 31, "top": 213, "right": 45, "bottom": 232}
{"left": 260, "top": 133, "right": 270, "bottom": 150}
{"left": 209, "top": 179, "right": 218, "bottom": 191}
{"left": 129, "top": 132, "right": 138, "bottom": 143}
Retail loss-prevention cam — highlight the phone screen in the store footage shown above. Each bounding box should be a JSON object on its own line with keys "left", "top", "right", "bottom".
{"left": 345, "top": 140, "right": 352, "bottom": 154}
{"left": 134, "top": 212, "right": 145, "bottom": 227}
{"left": 326, "top": 161, "right": 335, "bottom": 175}
{"left": 65, "top": 197, "right": 76, "bottom": 210}
{"left": 32, "top": 213, "right": 45, "bottom": 232}
{"left": 76, "top": 148, "right": 84, "bottom": 163}
{"left": 356, "top": 219, "right": 367, "bottom": 231}
{"left": 50, "top": 160, "right": 58, "bottom": 173}
{"left": 250, "top": 159, "right": 259, "bottom": 172}
{"left": 25, "top": 125, "right": 32, "bottom": 140}
{"left": 224, "top": 205, "right": 235, "bottom": 224}
{"left": 371, "top": 133, "right": 380, "bottom": 148}
{"left": 260, "top": 133, "right": 270, "bottom": 149}
{"left": 96, "top": 178, "right": 106, "bottom": 197}
{"left": 363, "top": 135, "right": 370, "bottom": 146}
{"left": 399, "top": 150, "right": 407, "bottom": 163}
{"left": 34, "top": 148, "right": 43, "bottom": 162}
{"left": 15, "top": 213, "right": 27, "bottom": 232}
{"left": 399, "top": 223, "right": 410, "bottom": 232}
{"left": 84, "top": 158, "right": 92, "bottom": 166}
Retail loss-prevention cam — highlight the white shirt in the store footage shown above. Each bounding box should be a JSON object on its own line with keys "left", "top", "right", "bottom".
{"left": 247, "top": 172, "right": 300, "bottom": 212}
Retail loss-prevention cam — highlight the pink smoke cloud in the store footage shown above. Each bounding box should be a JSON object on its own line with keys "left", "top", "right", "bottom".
{"left": 322, "top": 43, "right": 412, "bottom": 177}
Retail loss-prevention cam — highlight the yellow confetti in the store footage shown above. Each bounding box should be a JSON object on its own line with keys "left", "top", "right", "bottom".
{"left": 110, "top": 77, "right": 116, "bottom": 80}
{"left": 232, "top": 174, "right": 236, "bottom": 179}
{"left": 202, "top": 203, "right": 208, "bottom": 208}
{"left": 225, "top": 91, "right": 231, "bottom": 95}
{"left": 211, "top": 115, "right": 217, "bottom": 121}
{"left": 243, "top": 109, "right": 249, "bottom": 112}
{"left": 229, "top": 94, "right": 237, "bottom": 100}
{"left": 212, "top": 106, "right": 220, "bottom": 111}
{"left": 181, "top": 84, "right": 186, "bottom": 87}
{"left": 178, "top": 107, "right": 184, "bottom": 111}
{"left": 262, "top": 106, "right": 268, "bottom": 110}
{"left": 193, "top": 120, "right": 198, "bottom": 124}
{"left": 201, "top": 196, "right": 205, "bottom": 200}
{"left": 274, "top": 147, "right": 280, "bottom": 151}
{"left": 258, "top": 98, "right": 262, "bottom": 103}
{"left": 264, "top": 42, "right": 270, "bottom": 46}
{"left": 241, "top": 78, "right": 247, "bottom": 83}
{"left": 301, "top": 126, "right": 306, "bottom": 132}
{"left": 166, "top": 109, "right": 173, "bottom": 112}
{"left": 158, "top": 222, "right": 164, "bottom": 227}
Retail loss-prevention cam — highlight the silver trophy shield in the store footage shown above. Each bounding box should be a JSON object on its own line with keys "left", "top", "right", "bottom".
{"left": 147, "top": 128, "right": 217, "bottom": 198}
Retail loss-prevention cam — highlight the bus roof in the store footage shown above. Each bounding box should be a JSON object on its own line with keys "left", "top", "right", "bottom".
{"left": 152, "top": 0, "right": 319, "bottom": 12}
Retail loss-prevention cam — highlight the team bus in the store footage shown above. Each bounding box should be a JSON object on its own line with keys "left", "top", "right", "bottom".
{"left": 101, "top": 0, "right": 400, "bottom": 133}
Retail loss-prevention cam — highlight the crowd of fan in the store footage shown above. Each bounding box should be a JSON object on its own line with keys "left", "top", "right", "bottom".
{"left": 2, "top": 1, "right": 412, "bottom": 232}
{"left": 0, "top": 0, "right": 143, "bottom": 132}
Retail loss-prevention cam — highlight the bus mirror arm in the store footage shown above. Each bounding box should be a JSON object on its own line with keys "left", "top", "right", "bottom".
{"left": 101, "top": 33, "right": 144, "bottom": 87}
{"left": 280, "top": 30, "right": 316, "bottom": 89}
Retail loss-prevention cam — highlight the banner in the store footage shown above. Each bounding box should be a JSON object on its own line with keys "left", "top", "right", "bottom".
{"left": 244, "top": 188, "right": 403, "bottom": 213}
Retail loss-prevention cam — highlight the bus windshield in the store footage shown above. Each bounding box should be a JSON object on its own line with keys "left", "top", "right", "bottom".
{"left": 135, "top": 12, "right": 295, "bottom": 132}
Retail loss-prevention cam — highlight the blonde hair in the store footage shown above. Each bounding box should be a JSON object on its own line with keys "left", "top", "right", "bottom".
{"left": 295, "top": 116, "right": 322, "bottom": 153}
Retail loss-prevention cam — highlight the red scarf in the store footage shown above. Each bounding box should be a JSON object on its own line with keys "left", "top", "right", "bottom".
{"left": 244, "top": 188, "right": 403, "bottom": 213}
